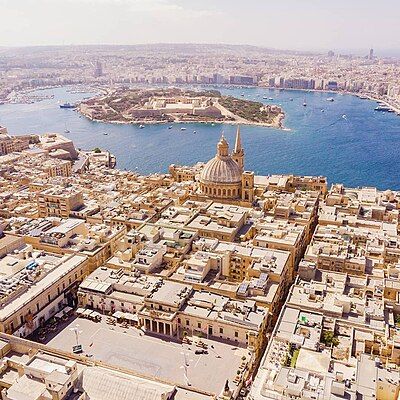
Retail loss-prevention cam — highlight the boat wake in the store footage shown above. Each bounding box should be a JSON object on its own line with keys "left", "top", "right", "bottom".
{"left": 314, "top": 115, "right": 349, "bottom": 133}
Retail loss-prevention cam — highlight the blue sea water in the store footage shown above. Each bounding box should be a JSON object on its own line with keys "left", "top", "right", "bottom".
{"left": 0, "top": 86, "right": 400, "bottom": 189}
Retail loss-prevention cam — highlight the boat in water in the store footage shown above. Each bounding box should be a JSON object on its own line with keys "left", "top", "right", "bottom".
{"left": 168, "top": 126, "right": 172, "bottom": 129}
{"left": 59, "top": 102, "right": 76, "bottom": 109}
{"left": 374, "top": 105, "right": 392, "bottom": 112}
{"left": 181, "top": 127, "right": 187, "bottom": 131}
{"left": 326, "top": 98, "right": 334, "bottom": 102}
{"left": 139, "top": 124, "right": 145, "bottom": 129}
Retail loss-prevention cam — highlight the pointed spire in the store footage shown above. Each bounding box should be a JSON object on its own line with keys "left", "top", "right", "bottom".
{"left": 234, "top": 125, "right": 242, "bottom": 154}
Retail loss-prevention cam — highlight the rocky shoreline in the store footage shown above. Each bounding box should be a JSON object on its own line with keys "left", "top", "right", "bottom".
{"left": 77, "top": 87, "right": 286, "bottom": 130}
{"left": 78, "top": 109, "right": 286, "bottom": 130}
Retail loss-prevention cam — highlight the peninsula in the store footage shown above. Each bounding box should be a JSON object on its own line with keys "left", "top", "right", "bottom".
{"left": 78, "top": 88, "right": 285, "bottom": 128}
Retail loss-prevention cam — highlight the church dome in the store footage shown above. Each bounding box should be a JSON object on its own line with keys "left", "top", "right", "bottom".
{"left": 200, "top": 156, "right": 242, "bottom": 184}
{"left": 200, "top": 136, "right": 242, "bottom": 184}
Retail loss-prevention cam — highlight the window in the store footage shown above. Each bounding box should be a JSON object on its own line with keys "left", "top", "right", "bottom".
{"left": 235, "top": 331, "right": 238, "bottom": 338}
{"left": 186, "top": 320, "right": 189, "bottom": 326}
{"left": 219, "top": 327, "right": 223, "bottom": 334}
{"left": 197, "top": 322, "right": 201, "bottom": 329}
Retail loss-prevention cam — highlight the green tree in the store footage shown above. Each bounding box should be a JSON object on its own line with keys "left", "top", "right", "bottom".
{"left": 321, "top": 330, "right": 339, "bottom": 347}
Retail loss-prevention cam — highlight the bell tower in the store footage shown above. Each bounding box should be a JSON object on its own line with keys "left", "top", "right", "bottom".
{"left": 242, "top": 171, "right": 254, "bottom": 203}
{"left": 232, "top": 126, "right": 244, "bottom": 172}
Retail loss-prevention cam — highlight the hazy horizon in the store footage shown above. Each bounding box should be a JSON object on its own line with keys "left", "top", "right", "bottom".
{"left": 1, "top": 42, "right": 400, "bottom": 58}
{"left": 1, "top": 0, "right": 400, "bottom": 54}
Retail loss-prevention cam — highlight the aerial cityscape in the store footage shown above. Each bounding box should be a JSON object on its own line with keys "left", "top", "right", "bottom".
{"left": 0, "top": 1, "right": 399, "bottom": 400}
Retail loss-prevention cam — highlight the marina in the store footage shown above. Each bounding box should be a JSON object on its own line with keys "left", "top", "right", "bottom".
{"left": 1, "top": 85, "right": 400, "bottom": 189}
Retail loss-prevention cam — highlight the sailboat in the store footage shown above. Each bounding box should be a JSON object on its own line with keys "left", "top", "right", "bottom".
{"left": 64, "top": 122, "right": 70, "bottom": 134}
{"left": 303, "top": 96, "right": 307, "bottom": 107}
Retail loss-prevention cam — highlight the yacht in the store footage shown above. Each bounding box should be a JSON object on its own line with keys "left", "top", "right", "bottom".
{"left": 374, "top": 105, "right": 391, "bottom": 112}
{"left": 139, "top": 124, "right": 145, "bottom": 129}
{"left": 180, "top": 127, "right": 187, "bottom": 131}
{"left": 59, "top": 102, "right": 76, "bottom": 109}
{"left": 326, "top": 97, "right": 334, "bottom": 102}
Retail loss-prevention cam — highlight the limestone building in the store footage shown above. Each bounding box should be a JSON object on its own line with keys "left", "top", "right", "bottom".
{"left": 199, "top": 127, "right": 255, "bottom": 203}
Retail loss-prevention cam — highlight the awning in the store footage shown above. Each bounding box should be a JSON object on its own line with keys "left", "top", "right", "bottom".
{"left": 54, "top": 311, "right": 64, "bottom": 319}
{"left": 82, "top": 309, "right": 92, "bottom": 317}
{"left": 76, "top": 307, "right": 85, "bottom": 315}
{"left": 64, "top": 306, "right": 73, "bottom": 314}
{"left": 113, "top": 311, "right": 124, "bottom": 319}
{"left": 124, "top": 313, "right": 138, "bottom": 322}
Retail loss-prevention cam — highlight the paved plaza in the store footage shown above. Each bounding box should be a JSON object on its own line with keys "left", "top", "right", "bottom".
{"left": 46, "top": 316, "right": 249, "bottom": 394}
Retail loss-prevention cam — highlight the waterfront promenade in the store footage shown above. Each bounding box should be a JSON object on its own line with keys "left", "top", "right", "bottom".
{"left": 1, "top": 85, "right": 400, "bottom": 189}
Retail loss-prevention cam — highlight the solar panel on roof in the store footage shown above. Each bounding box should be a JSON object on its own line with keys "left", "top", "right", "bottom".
{"left": 237, "top": 282, "right": 248, "bottom": 295}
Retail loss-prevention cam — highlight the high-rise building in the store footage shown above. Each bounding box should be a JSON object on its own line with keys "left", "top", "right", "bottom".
{"left": 369, "top": 48, "right": 374, "bottom": 60}
{"left": 268, "top": 77, "right": 276, "bottom": 87}
{"left": 94, "top": 61, "right": 103, "bottom": 78}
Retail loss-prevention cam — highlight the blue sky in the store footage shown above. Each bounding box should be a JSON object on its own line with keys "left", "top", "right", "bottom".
{"left": 0, "top": 0, "right": 399, "bottom": 53}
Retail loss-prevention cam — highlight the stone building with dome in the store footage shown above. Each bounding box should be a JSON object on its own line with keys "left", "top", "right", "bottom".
{"left": 199, "top": 127, "right": 255, "bottom": 204}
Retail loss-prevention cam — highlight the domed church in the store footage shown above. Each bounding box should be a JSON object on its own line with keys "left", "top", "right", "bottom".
{"left": 200, "top": 127, "right": 254, "bottom": 203}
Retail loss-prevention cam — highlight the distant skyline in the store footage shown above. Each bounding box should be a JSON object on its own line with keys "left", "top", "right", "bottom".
{"left": 1, "top": 0, "right": 400, "bottom": 54}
